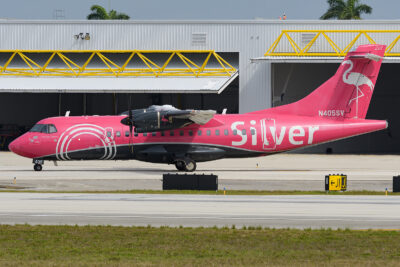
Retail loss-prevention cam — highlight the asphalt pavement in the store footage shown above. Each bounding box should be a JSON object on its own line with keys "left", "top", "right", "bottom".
{"left": 0, "top": 152, "right": 398, "bottom": 191}
{"left": 1, "top": 193, "right": 400, "bottom": 229}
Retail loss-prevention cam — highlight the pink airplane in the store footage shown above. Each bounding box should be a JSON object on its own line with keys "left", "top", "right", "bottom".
{"left": 9, "top": 44, "right": 388, "bottom": 172}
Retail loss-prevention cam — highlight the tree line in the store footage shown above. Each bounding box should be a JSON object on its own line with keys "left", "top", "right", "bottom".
{"left": 86, "top": 0, "right": 372, "bottom": 20}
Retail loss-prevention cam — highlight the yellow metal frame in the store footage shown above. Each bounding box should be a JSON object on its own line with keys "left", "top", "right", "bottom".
{"left": 0, "top": 50, "right": 236, "bottom": 77}
{"left": 265, "top": 30, "right": 400, "bottom": 57}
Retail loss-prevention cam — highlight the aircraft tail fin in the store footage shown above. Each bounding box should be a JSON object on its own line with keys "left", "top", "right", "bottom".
{"left": 251, "top": 44, "right": 385, "bottom": 119}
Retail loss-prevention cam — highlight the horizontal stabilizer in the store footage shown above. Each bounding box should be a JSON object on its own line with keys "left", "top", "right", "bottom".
{"left": 349, "top": 53, "right": 383, "bottom": 62}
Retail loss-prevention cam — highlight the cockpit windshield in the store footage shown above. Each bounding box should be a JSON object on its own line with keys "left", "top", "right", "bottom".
{"left": 29, "top": 124, "right": 57, "bottom": 134}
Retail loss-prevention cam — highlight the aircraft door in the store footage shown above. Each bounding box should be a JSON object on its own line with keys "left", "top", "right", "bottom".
{"left": 260, "top": 118, "right": 276, "bottom": 150}
{"left": 104, "top": 127, "right": 114, "bottom": 143}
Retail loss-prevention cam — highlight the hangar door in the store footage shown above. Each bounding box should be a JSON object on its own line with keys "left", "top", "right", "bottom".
{"left": 271, "top": 63, "right": 399, "bottom": 154}
{"left": 0, "top": 51, "right": 239, "bottom": 150}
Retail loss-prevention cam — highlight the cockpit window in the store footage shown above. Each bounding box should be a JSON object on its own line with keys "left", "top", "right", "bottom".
{"left": 48, "top": 124, "right": 57, "bottom": 133}
{"left": 29, "top": 124, "right": 45, "bottom": 133}
{"left": 29, "top": 124, "right": 57, "bottom": 134}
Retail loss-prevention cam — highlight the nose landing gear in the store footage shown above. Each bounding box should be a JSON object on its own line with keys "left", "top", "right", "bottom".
{"left": 33, "top": 159, "right": 44, "bottom": 172}
{"left": 174, "top": 159, "right": 197, "bottom": 172}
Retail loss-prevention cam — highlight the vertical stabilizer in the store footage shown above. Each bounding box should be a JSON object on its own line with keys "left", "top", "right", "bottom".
{"left": 250, "top": 44, "right": 385, "bottom": 119}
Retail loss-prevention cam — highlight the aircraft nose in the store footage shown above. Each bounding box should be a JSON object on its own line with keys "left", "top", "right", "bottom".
{"left": 8, "top": 137, "right": 23, "bottom": 156}
{"left": 8, "top": 139, "right": 17, "bottom": 153}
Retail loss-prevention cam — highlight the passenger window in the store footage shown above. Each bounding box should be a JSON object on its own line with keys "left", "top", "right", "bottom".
{"left": 224, "top": 129, "right": 229, "bottom": 136}
{"left": 189, "top": 130, "right": 193, "bottom": 136}
{"left": 48, "top": 124, "right": 57, "bottom": 134}
{"left": 152, "top": 132, "right": 156, "bottom": 137}
{"left": 242, "top": 129, "right": 246, "bottom": 135}
{"left": 215, "top": 129, "right": 220, "bottom": 136}
{"left": 116, "top": 131, "right": 121, "bottom": 137}
{"left": 125, "top": 131, "right": 130, "bottom": 137}
{"left": 197, "top": 130, "right": 202, "bottom": 136}
{"left": 251, "top": 129, "right": 256, "bottom": 135}
{"left": 180, "top": 130, "right": 184, "bottom": 136}
{"left": 170, "top": 131, "right": 174, "bottom": 136}
{"left": 233, "top": 129, "right": 237, "bottom": 136}
{"left": 206, "top": 130, "right": 211, "bottom": 136}
{"left": 143, "top": 132, "right": 147, "bottom": 137}
{"left": 107, "top": 131, "right": 112, "bottom": 137}
{"left": 134, "top": 132, "right": 138, "bottom": 137}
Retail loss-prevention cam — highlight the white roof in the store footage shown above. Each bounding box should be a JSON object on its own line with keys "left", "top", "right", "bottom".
{"left": 0, "top": 73, "right": 238, "bottom": 94}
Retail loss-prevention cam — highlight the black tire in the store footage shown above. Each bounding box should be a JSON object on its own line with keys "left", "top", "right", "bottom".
{"left": 34, "top": 164, "right": 42, "bottom": 172}
{"left": 184, "top": 160, "right": 196, "bottom": 172}
{"left": 175, "top": 161, "right": 186, "bottom": 171}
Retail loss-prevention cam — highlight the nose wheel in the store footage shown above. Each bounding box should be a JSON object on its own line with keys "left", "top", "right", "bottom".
{"left": 32, "top": 159, "right": 44, "bottom": 172}
{"left": 175, "top": 159, "right": 197, "bottom": 172}
{"left": 34, "top": 164, "right": 42, "bottom": 172}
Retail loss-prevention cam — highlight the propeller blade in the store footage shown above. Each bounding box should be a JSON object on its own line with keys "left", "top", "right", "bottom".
{"left": 128, "top": 94, "right": 134, "bottom": 153}
{"left": 128, "top": 96, "right": 133, "bottom": 135}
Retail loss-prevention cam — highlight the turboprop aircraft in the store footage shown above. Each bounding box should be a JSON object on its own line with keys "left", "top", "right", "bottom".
{"left": 9, "top": 44, "right": 388, "bottom": 172}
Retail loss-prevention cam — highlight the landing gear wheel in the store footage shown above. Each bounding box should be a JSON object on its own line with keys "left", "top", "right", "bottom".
{"left": 184, "top": 160, "right": 196, "bottom": 172}
{"left": 34, "top": 164, "right": 42, "bottom": 172}
{"left": 175, "top": 161, "right": 186, "bottom": 171}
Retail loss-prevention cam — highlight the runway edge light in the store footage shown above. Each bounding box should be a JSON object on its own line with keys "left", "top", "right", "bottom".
{"left": 325, "top": 174, "right": 347, "bottom": 191}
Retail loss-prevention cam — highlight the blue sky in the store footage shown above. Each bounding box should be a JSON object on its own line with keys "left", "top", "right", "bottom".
{"left": 2, "top": 0, "right": 399, "bottom": 20}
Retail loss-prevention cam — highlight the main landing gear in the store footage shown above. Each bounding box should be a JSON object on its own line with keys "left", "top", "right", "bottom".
{"left": 34, "top": 164, "right": 42, "bottom": 172}
{"left": 175, "top": 159, "right": 197, "bottom": 172}
{"left": 33, "top": 159, "right": 44, "bottom": 172}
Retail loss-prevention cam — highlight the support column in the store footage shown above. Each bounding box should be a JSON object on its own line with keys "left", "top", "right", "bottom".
{"left": 58, "top": 93, "right": 62, "bottom": 116}
{"left": 112, "top": 93, "right": 117, "bottom": 115}
{"left": 83, "top": 93, "right": 87, "bottom": 115}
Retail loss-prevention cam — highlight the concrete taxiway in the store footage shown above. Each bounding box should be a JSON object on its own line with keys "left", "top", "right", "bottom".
{"left": 0, "top": 152, "right": 399, "bottom": 191}
{"left": 1, "top": 193, "right": 400, "bottom": 229}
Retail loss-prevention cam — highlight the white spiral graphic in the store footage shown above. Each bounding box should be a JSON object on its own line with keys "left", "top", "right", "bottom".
{"left": 56, "top": 124, "right": 117, "bottom": 161}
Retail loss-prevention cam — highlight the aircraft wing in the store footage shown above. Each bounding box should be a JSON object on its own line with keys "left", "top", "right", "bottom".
{"left": 164, "top": 109, "right": 216, "bottom": 125}
{"left": 120, "top": 105, "right": 216, "bottom": 133}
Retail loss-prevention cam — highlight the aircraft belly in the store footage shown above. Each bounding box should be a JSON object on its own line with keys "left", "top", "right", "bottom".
{"left": 133, "top": 144, "right": 225, "bottom": 163}
{"left": 60, "top": 147, "right": 113, "bottom": 160}
{"left": 132, "top": 143, "right": 262, "bottom": 163}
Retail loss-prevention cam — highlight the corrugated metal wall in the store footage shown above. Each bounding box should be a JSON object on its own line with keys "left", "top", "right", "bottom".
{"left": 0, "top": 20, "right": 400, "bottom": 113}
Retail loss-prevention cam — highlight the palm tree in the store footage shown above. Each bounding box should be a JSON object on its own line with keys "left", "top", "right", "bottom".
{"left": 87, "top": 5, "right": 130, "bottom": 20}
{"left": 320, "top": 0, "right": 372, "bottom": 20}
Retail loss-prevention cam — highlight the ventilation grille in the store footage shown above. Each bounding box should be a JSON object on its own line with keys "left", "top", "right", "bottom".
{"left": 192, "top": 33, "right": 207, "bottom": 46}
{"left": 301, "top": 33, "right": 317, "bottom": 46}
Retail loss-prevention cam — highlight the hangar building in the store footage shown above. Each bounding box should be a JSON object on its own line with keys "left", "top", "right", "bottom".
{"left": 0, "top": 20, "right": 399, "bottom": 153}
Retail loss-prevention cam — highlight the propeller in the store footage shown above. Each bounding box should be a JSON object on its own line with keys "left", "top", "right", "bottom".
{"left": 128, "top": 95, "right": 133, "bottom": 153}
{"left": 128, "top": 108, "right": 133, "bottom": 136}
{"left": 120, "top": 95, "right": 134, "bottom": 132}
{"left": 120, "top": 94, "right": 134, "bottom": 153}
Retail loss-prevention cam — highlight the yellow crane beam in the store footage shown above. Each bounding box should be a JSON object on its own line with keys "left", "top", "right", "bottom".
{"left": 265, "top": 30, "right": 400, "bottom": 57}
{"left": 0, "top": 50, "right": 236, "bottom": 77}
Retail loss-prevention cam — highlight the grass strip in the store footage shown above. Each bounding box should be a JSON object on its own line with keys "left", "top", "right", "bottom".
{"left": 0, "top": 189, "right": 399, "bottom": 195}
{"left": 0, "top": 225, "right": 399, "bottom": 266}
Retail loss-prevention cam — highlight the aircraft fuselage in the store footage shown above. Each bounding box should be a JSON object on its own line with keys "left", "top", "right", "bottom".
{"left": 9, "top": 113, "right": 387, "bottom": 165}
